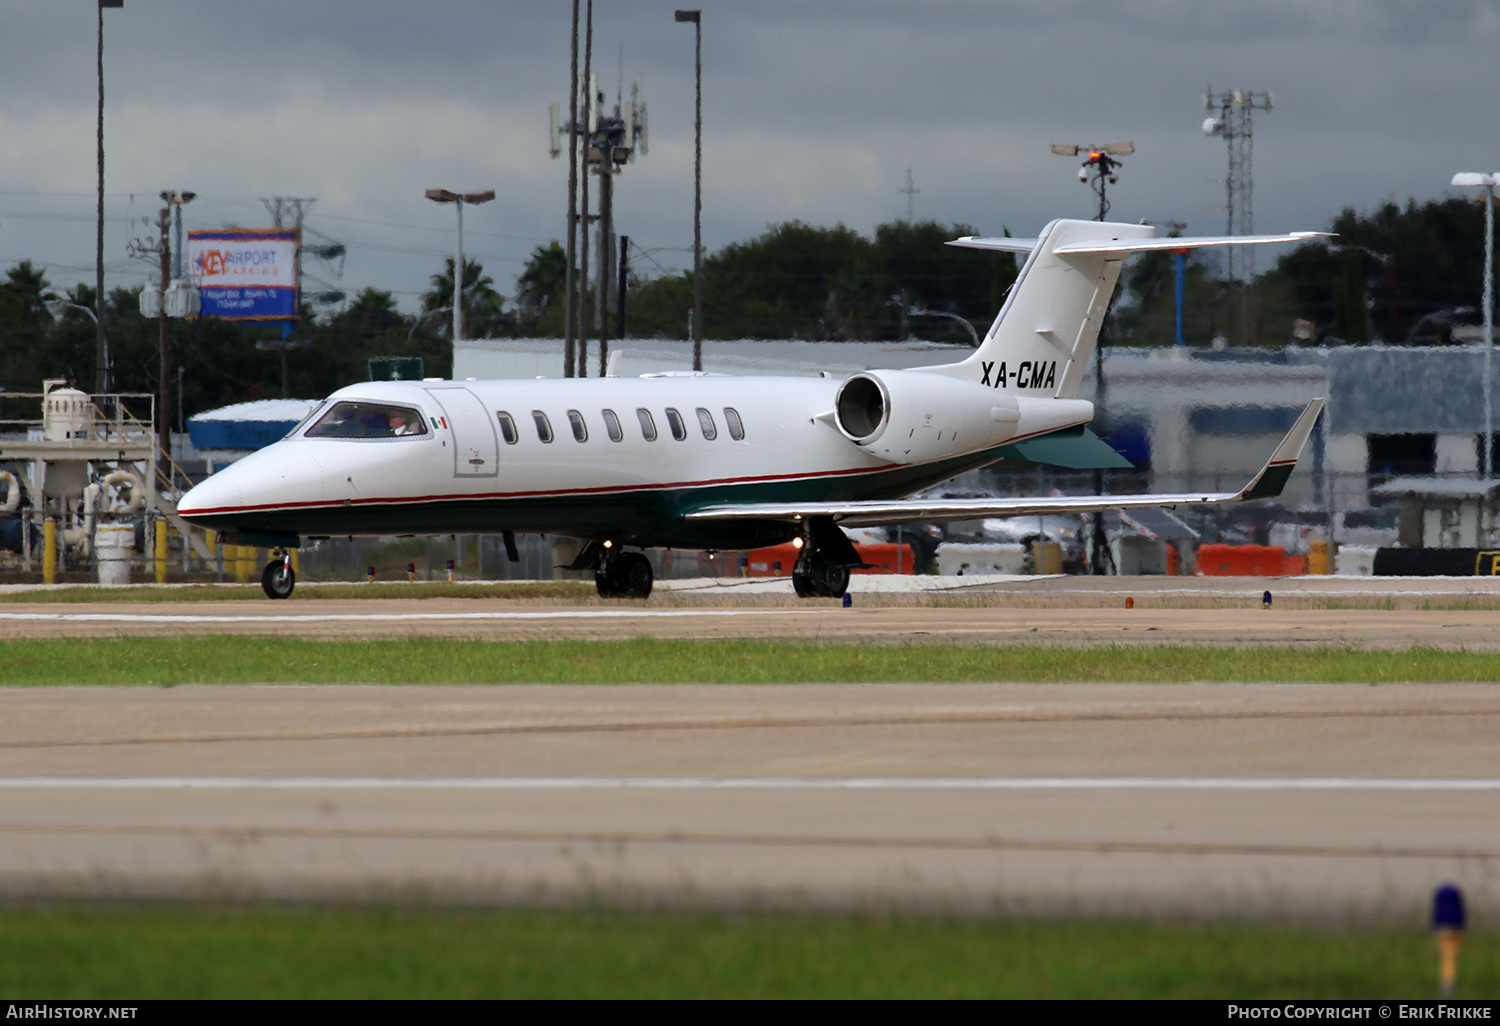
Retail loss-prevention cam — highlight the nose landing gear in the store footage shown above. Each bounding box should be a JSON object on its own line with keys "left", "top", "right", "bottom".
{"left": 262, "top": 550, "right": 295, "bottom": 599}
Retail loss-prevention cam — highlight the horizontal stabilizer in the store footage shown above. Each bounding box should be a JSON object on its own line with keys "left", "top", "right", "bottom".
{"left": 685, "top": 399, "right": 1325, "bottom": 529}
{"left": 948, "top": 231, "right": 1329, "bottom": 257}
{"left": 945, "top": 236, "right": 1040, "bottom": 253}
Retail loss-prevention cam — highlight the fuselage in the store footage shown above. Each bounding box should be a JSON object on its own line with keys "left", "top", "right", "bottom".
{"left": 177, "top": 373, "right": 1083, "bottom": 550}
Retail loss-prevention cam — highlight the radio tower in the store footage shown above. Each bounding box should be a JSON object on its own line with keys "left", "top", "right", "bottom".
{"left": 1203, "top": 88, "right": 1273, "bottom": 342}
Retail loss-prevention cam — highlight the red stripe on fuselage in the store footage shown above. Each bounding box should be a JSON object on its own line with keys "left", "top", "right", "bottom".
{"left": 181, "top": 461, "right": 899, "bottom": 518}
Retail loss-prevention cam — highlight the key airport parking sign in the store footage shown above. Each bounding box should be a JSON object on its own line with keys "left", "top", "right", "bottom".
{"left": 186, "top": 228, "right": 300, "bottom": 320}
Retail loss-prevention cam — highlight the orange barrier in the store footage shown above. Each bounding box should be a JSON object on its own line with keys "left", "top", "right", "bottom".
{"left": 743, "top": 542, "right": 918, "bottom": 576}
{"left": 1196, "top": 543, "right": 1307, "bottom": 577}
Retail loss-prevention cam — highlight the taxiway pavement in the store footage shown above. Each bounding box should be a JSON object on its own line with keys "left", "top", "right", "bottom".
{"left": 1, "top": 680, "right": 1497, "bottom": 921}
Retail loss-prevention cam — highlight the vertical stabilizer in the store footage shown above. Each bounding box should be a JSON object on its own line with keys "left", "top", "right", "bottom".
{"left": 916, "top": 219, "right": 1153, "bottom": 398}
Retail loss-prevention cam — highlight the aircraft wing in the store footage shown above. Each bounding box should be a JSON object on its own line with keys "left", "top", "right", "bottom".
{"left": 685, "top": 399, "right": 1325, "bottom": 529}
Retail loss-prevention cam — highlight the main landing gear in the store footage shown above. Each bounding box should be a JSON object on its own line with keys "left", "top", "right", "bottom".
{"left": 593, "top": 548, "right": 654, "bottom": 600}
{"left": 262, "top": 550, "right": 295, "bottom": 600}
{"left": 791, "top": 518, "right": 859, "bottom": 599}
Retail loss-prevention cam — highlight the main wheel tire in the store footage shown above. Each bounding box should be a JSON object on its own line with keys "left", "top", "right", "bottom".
{"left": 792, "top": 572, "right": 817, "bottom": 598}
{"left": 262, "top": 560, "right": 295, "bottom": 600}
{"left": 619, "top": 552, "right": 654, "bottom": 599}
{"left": 821, "top": 564, "right": 850, "bottom": 598}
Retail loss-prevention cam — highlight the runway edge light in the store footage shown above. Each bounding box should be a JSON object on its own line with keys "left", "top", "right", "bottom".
{"left": 1433, "top": 883, "right": 1466, "bottom": 997}
{"left": 1263, "top": 590, "right": 1272, "bottom": 609}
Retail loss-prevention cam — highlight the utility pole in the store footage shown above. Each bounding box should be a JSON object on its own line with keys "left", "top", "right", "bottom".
{"left": 612, "top": 233, "right": 629, "bottom": 374}
{"left": 675, "top": 9, "right": 703, "bottom": 370}
{"left": 562, "top": 0, "right": 580, "bottom": 378}
{"left": 155, "top": 199, "right": 171, "bottom": 463}
{"left": 95, "top": 0, "right": 123, "bottom": 396}
{"left": 577, "top": 0, "right": 594, "bottom": 380}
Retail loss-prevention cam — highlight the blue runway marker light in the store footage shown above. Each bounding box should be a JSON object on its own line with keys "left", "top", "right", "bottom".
{"left": 1433, "top": 884, "right": 1466, "bottom": 996}
{"left": 842, "top": 592, "right": 852, "bottom": 608}
{"left": 1263, "top": 590, "right": 1272, "bottom": 608}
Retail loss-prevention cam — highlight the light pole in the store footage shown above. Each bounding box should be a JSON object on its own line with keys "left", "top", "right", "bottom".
{"left": 1453, "top": 172, "right": 1498, "bottom": 480}
{"left": 1052, "top": 142, "right": 1132, "bottom": 575}
{"left": 425, "top": 188, "right": 495, "bottom": 344}
{"left": 675, "top": 9, "right": 702, "bottom": 370}
{"left": 95, "top": 0, "right": 123, "bottom": 396}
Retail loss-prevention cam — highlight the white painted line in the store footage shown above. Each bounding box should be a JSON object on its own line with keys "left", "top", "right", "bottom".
{"left": 1, "top": 777, "right": 1498, "bottom": 791}
{"left": 0, "top": 609, "right": 819, "bottom": 625}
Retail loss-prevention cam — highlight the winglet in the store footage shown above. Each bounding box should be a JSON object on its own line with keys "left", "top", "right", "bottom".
{"left": 1235, "top": 398, "right": 1326, "bottom": 501}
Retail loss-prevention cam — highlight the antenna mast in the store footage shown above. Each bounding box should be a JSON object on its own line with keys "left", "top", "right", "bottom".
{"left": 1203, "top": 88, "right": 1274, "bottom": 342}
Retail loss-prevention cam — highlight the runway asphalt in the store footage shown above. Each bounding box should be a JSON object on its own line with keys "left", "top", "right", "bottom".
{"left": 1, "top": 575, "right": 1498, "bottom": 921}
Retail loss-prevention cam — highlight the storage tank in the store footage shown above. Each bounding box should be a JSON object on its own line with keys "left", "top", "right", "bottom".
{"left": 43, "top": 384, "right": 94, "bottom": 442}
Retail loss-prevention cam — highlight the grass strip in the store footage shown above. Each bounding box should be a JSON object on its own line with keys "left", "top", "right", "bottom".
{"left": 0, "top": 904, "right": 1489, "bottom": 999}
{"left": 2, "top": 637, "right": 1499, "bottom": 685}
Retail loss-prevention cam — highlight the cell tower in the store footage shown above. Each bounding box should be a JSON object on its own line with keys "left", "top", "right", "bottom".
{"left": 898, "top": 168, "right": 919, "bottom": 222}
{"left": 1202, "top": 88, "right": 1273, "bottom": 285}
{"left": 551, "top": 71, "right": 648, "bottom": 377}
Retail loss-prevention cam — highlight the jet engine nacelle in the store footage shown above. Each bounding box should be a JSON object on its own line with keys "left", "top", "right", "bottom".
{"left": 832, "top": 370, "right": 1094, "bottom": 464}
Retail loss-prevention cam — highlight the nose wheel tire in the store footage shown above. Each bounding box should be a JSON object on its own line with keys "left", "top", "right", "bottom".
{"left": 262, "top": 559, "right": 295, "bottom": 600}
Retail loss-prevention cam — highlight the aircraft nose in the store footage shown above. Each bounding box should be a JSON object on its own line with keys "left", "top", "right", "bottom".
{"left": 177, "top": 469, "right": 244, "bottom": 520}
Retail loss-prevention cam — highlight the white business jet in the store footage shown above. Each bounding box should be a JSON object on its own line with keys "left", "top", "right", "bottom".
{"left": 177, "top": 218, "right": 1328, "bottom": 600}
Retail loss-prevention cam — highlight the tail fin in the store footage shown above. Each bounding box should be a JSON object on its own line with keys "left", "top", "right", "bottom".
{"left": 916, "top": 219, "right": 1329, "bottom": 399}
{"left": 915, "top": 219, "right": 1151, "bottom": 398}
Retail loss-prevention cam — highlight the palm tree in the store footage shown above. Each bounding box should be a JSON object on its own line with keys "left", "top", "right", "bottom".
{"left": 421, "top": 257, "right": 502, "bottom": 339}
{"left": 3, "top": 261, "right": 57, "bottom": 324}
{"left": 340, "top": 287, "right": 403, "bottom": 338}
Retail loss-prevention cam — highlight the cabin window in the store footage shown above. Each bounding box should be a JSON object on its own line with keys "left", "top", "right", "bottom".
{"left": 532, "top": 410, "right": 554, "bottom": 443}
{"left": 496, "top": 411, "right": 519, "bottom": 445}
{"left": 636, "top": 408, "right": 657, "bottom": 441}
{"left": 567, "top": 409, "right": 588, "bottom": 443}
{"left": 602, "top": 408, "right": 623, "bottom": 442}
{"left": 696, "top": 407, "right": 717, "bottom": 440}
{"left": 665, "top": 407, "right": 687, "bottom": 441}
{"left": 305, "top": 401, "right": 429, "bottom": 439}
{"left": 724, "top": 407, "right": 745, "bottom": 441}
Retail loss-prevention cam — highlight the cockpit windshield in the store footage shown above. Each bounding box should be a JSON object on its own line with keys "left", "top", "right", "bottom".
{"left": 303, "top": 401, "right": 429, "bottom": 439}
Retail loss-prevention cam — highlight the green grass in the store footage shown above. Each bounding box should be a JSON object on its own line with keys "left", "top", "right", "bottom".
{"left": 3, "top": 637, "right": 1500, "bottom": 685}
{"left": 0, "top": 904, "right": 1489, "bottom": 999}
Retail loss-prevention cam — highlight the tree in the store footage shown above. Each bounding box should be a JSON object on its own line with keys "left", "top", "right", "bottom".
{"left": 3, "top": 260, "right": 57, "bottom": 325}
{"left": 422, "top": 257, "right": 504, "bottom": 340}
{"left": 516, "top": 241, "right": 567, "bottom": 336}
{"left": 1270, "top": 197, "right": 1492, "bottom": 345}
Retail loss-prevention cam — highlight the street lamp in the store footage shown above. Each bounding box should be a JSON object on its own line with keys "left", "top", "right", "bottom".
{"left": 1452, "top": 172, "right": 1498, "bottom": 478}
{"left": 425, "top": 188, "right": 495, "bottom": 344}
{"left": 96, "top": 0, "right": 123, "bottom": 396}
{"left": 675, "top": 9, "right": 702, "bottom": 370}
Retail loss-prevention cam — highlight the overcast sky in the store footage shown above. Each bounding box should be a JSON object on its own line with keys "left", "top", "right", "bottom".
{"left": 2, "top": 1, "right": 1498, "bottom": 314}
